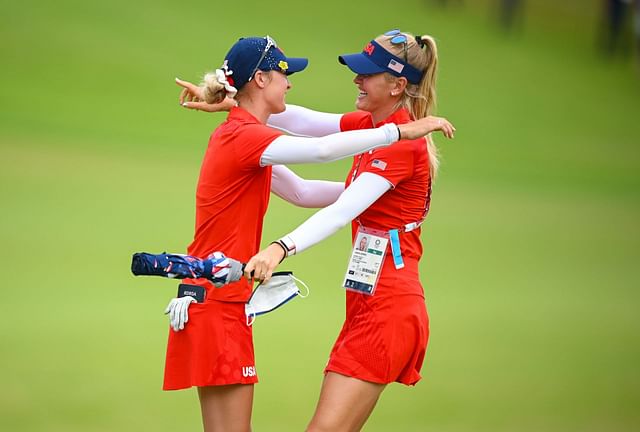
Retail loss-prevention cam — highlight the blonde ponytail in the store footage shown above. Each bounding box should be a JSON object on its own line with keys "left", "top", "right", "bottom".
{"left": 416, "top": 35, "right": 439, "bottom": 178}
{"left": 202, "top": 72, "right": 226, "bottom": 104}
{"left": 413, "top": 35, "right": 437, "bottom": 119}
{"left": 202, "top": 69, "right": 238, "bottom": 104}
{"left": 376, "top": 32, "right": 441, "bottom": 178}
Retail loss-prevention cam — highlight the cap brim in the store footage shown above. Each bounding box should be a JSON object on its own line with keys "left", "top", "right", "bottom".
{"left": 284, "top": 57, "right": 308, "bottom": 75}
{"left": 338, "top": 53, "right": 387, "bottom": 75}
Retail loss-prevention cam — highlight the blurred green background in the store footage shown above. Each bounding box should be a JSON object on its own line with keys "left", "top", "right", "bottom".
{"left": 1, "top": 0, "right": 639, "bottom": 430}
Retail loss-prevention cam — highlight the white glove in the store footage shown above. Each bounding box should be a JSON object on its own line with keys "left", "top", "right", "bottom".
{"left": 164, "top": 296, "right": 196, "bottom": 331}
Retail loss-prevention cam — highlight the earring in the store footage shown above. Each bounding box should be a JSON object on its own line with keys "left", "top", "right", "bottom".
{"left": 391, "top": 92, "right": 397, "bottom": 96}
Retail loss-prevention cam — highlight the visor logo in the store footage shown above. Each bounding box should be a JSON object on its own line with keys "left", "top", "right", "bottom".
{"left": 363, "top": 43, "right": 375, "bottom": 56}
{"left": 387, "top": 59, "right": 405, "bottom": 74}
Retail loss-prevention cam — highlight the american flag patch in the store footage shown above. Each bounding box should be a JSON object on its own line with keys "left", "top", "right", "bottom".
{"left": 387, "top": 59, "right": 405, "bottom": 74}
{"left": 371, "top": 159, "right": 387, "bottom": 170}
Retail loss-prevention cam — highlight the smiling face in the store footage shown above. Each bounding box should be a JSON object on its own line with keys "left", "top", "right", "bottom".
{"left": 263, "top": 71, "right": 291, "bottom": 114}
{"left": 353, "top": 73, "right": 404, "bottom": 123}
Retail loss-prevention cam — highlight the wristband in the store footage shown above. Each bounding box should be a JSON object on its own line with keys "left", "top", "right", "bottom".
{"left": 270, "top": 241, "right": 288, "bottom": 263}
{"left": 277, "top": 236, "right": 296, "bottom": 258}
{"left": 396, "top": 125, "right": 402, "bottom": 141}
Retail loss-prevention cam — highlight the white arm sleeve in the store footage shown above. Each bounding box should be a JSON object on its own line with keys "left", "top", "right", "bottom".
{"left": 282, "top": 172, "right": 392, "bottom": 254}
{"left": 267, "top": 104, "right": 342, "bottom": 137}
{"left": 260, "top": 124, "right": 399, "bottom": 166}
{"left": 271, "top": 165, "right": 345, "bottom": 208}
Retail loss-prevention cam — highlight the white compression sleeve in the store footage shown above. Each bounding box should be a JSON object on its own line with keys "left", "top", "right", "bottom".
{"left": 271, "top": 165, "right": 345, "bottom": 208}
{"left": 280, "top": 172, "right": 392, "bottom": 254}
{"left": 260, "top": 124, "right": 399, "bottom": 166}
{"left": 267, "top": 104, "right": 342, "bottom": 137}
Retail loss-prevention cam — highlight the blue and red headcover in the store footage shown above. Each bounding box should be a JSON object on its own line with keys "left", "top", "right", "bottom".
{"left": 131, "top": 251, "right": 243, "bottom": 288}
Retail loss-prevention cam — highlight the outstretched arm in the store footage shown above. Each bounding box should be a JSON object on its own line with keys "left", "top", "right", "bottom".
{"left": 271, "top": 165, "right": 345, "bottom": 208}
{"left": 268, "top": 105, "right": 342, "bottom": 137}
{"left": 245, "top": 172, "right": 392, "bottom": 281}
{"left": 176, "top": 77, "right": 340, "bottom": 135}
{"left": 260, "top": 125, "right": 399, "bottom": 166}
{"left": 174, "top": 78, "right": 455, "bottom": 164}
{"left": 174, "top": 78, "right": 455, "bottom": 140}
{"left": 260, "top": 116, "right": 454, "bottom": 166}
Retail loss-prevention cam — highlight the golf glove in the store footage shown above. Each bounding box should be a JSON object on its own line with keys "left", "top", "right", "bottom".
{"left": 164, "top": 296, "right": 196, "bottom": 331}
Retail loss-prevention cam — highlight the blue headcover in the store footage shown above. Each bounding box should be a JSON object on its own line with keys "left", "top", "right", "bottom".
{"left": 131, "top": 252, "right": 233, "bottom": 286}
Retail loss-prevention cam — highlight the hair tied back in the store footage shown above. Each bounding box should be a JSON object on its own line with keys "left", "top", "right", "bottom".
{"left": 415, "top": 35, "right": 426, "bottom": 48}
{"left": 215, "top": 69, "right": 238, "bottom": 99}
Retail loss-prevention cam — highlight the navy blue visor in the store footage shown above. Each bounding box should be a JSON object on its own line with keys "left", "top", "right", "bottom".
{"left": 338, "top": 40, "right": 423, "bottom": 84}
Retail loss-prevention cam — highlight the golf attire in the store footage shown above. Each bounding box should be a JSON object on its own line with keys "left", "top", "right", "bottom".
{"left": 164, "top": 107, "right": 281, "bottom": 390}
{"left": 327, "top": 108, "right": 430, "bottom": 385}
{"left": 270, "top": 108, "right": 433, "bottom": 386}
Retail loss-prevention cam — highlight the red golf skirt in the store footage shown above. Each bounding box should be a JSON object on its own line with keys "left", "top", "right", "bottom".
{"left": 325, "top": 258, "right": 429, "bottom": 386}
{"left": 163, "top": 299, "right": 258, "bottom": 390}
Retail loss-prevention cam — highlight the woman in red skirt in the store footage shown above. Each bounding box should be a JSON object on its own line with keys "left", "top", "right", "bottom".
{"left": 246, "top": 30, "right": 450, "bottom": 431}
{"left": 164, "top": 34, "right": 454, "bottom": 432}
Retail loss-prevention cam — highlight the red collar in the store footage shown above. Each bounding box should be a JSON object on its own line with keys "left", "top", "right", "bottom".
{"left": 367, "top": 108, "right": 413, "bottom": 128}
{"left": 377, "top": 108, "right": 412, "bottom": 127}
{"left": 228, "top": 106, "right": 262, "bottom": 124}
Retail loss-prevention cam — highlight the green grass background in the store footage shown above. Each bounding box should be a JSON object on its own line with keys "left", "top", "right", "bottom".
{"left": 1, "top": 0, "right": 639, "bottom": 430}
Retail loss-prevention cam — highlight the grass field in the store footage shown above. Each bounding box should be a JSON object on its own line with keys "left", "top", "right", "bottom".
{"left": 1, "top": 0, "right": 639, "bottom": 431}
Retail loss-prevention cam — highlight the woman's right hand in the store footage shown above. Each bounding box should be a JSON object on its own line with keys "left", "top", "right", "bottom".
{"left": 398, "top": 115, "right": 456, "bottom": 140}
{"left": 243, "top": 243, "right": 286, "bottom": 284}
{"left": 175, "top": 78, "right": 236, "bottom": 112}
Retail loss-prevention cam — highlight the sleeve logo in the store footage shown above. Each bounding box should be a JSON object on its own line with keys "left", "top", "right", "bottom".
{"left": 371, "top": 159, "right": 387, "bottom": 171}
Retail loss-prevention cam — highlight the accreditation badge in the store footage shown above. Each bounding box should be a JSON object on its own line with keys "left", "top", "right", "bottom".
{"left": 342, "top": 227, "right": 388, "bottom": 295}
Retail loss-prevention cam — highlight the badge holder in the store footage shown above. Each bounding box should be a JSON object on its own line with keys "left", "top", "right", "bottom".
{"left": 342, "top": 226, "right": 389, "bottom": 296}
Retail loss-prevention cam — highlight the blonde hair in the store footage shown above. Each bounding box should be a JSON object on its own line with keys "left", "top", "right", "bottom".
{"left": 376, "top": 33, "right": 440, "bottom": 177}
{"left": 202, "top": 72, "right": 227, "bottom": 104}
{"left": 202, "top": 69, "right": 274, "bottom": 105}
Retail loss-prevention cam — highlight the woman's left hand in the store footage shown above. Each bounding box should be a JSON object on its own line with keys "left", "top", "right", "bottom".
{"left": 244, "top": 243, "right": 286, "bottom": 283}
{"left": 399, "top": 115, "right": 456, "bottom": 140}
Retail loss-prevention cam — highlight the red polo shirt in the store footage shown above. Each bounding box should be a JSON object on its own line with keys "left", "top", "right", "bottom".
{"left": 185, "top": 107, "right": 282, "bottom": 302}
{"left": 341, "top": 108, "right": 431, "bottom": 262}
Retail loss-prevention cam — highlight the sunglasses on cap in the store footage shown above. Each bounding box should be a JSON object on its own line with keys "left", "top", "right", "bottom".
{"left": 385, "top": 29, "right": 408, "bottom": 61}
{"left": 248, "top": 35, "right": 277, "bottom": 82}
{"left": 385, "top": 29, "right": 427, "bottom": 61}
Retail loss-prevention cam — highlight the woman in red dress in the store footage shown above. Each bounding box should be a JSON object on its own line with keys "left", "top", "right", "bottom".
{"left": 246, "top": 30, "right": 449, "bottom": 431}
{"left": 165, "top": 33, "right": 454, "bottom": 432}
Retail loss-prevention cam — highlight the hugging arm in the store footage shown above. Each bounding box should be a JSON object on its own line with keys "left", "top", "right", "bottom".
{"left": 271, "top": 165, "right": 344, "bottom": 208}
{"left": 260, "top": 124, "right": 399, "bottom": 166}
{"left": 283, "top": 173, "right": 391, "bottom": 252}
{"left": 246, "top": 173, "right": 392, "bottom": 280}
{"left": 261, "top": 113, "right": 454, "bottom": 167}
{"left": 267, "top": 105, "right": 342, "bottom": 137}
{"left": 176, "top": 78, "right": 341, "bottom": 134}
